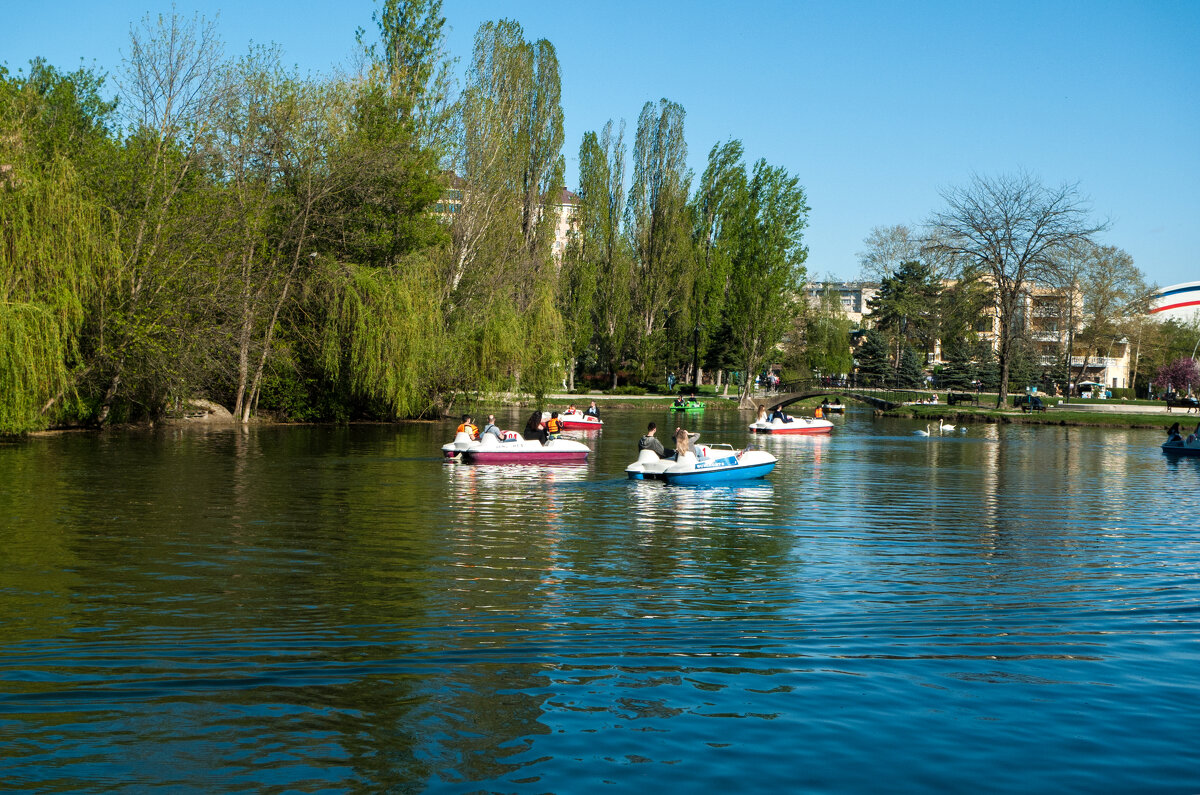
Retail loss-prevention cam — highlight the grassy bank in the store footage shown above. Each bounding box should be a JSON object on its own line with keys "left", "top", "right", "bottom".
{"left": 887, "top": 404, "right": 1175, "bottom": 430}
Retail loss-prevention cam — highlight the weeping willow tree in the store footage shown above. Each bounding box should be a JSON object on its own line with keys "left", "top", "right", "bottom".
{"left": 0, "top": 158, "right": 118, "bottom": 434}
{"left": 307, "top": 256, "right": 445, "bottom": 418}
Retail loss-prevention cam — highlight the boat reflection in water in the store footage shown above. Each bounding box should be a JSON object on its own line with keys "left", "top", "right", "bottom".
{"left": 628, "top": 477, "right": 775, "bottom": 531}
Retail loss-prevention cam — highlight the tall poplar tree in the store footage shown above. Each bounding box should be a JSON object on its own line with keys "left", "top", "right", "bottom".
{"left": 725, "top": 160, "right": 809, "bottom": 406}
{"left": 685, "top": 139, "right": 744, "bottom": 386}
{"left": 575, "top": 122, "right": 632, "bottom": 388}
{"left": 626, "top": 98, "right": 691, "bottom": 379}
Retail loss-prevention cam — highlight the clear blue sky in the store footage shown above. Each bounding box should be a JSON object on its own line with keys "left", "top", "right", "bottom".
{"left": 4, "top": 1, "right": 1198, "bottom": 287}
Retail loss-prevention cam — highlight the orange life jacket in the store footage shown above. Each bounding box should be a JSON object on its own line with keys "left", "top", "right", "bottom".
{"left": 458, "top": 422, "right": 479, "bottom": 438}
{"left": 546, "top": 417, "right": 562, "bottom": 434}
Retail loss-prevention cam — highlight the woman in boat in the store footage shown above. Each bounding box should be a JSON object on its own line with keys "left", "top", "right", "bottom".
{"left": 525, "top": 411, "right": 548, "bottom": 445}
{"left": 674, "top": 427, "right": 693, "bottom": 456}
{"left": 1167, "top": 422, "right": 1183, "bottom": 443}
{"left": 584, "top": 401, "right": 600, "bottom": 418}
{"left": 756, "top": 404, "right": 768, "bottom": 424}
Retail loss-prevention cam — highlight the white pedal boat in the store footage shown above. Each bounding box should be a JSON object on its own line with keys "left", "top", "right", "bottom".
{"left": 542, "top": 409, "right": 604, "bottom": 430}
{"left": 749, "top": 414, "right": 834, "bottom": 435}
{"left": 442, "top": 430, "right": 589, "bottom": 464}
{"left": 626, "top": 443, "right": 776, "bottom": 485}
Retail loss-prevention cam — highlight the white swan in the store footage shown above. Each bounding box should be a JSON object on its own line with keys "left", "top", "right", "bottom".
{"left": 938, "top": 420, "right": 955, "bottom": 431}
{"left": 914, "top": 423, "right": 932, "bottom": 437}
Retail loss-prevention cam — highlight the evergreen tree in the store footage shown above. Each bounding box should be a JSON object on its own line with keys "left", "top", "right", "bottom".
{"left": 939, "top": 339, "right": 976, "bottom": 390}
{"left": 856, "top": 329, "right": 893, "bottom": 384}
{"left": 897, "top": 345, "right": 926, "bottom": 388}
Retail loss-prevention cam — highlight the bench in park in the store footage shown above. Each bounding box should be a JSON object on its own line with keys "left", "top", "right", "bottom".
{"left": 1166, "top": 396, "right": 1200, "bottom": 413}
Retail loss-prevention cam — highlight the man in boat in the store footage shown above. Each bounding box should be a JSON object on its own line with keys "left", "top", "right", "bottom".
{"left": 769, "top": 406, "right": 793, "bottom": 423}
{"left": 584, "top": 401, "right": 600, "bottom": 418}
{"left": 457, "top": 415, "right": 480, "bottom": 439}
{"left": 639, "top": 422, "right": 673, "bottom": 458}
{"left": 481, "top": 415, "right": 503, "bottom": 440}
{"left": 674, "top": 395, "right": 686, "bottom": 408}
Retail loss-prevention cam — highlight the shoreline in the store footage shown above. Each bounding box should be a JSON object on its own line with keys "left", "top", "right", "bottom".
{"left": 13, "top": 393, "right": 1187, "bottom": 437}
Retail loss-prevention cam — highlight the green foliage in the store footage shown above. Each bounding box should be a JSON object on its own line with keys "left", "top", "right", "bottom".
{"left": 608, "top": 385, "right": 647, "bottom": 396}
{"left": 0, "top": 156, "right": 116, "bottom": 434}
{"left": 796, "top": 285, "right": 853, "bottom": 377}
{"left": 309, "top": 257, "right": 444, "bottom": 417}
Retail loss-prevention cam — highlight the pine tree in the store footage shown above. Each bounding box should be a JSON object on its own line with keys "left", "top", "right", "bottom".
{"left": 856, "top": 329, "right": 893, "bottom": 384}
{"left": 939, "top": 340, "right": 976, "bottom": 390}
{"left": 897, "top": 345, "right": 926, "bottom": 388}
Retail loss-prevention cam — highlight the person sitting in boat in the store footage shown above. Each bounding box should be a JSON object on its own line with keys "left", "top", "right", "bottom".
{"left": 546, "top": 412, "right": 563, "bottom": 439}
{"left": 674, "top": 427, "right": 693, "bottom": 456}
{"left": 525, "top": 411, "right": 548, "bottom": 445}
{"left": 674, "top": 395, "right": 686, "bottom": 407}
{"left": 457, "top": 414, "right": 479, "bottom": 439}
{"left": 566, "top": 404, "right": 577, "bottom": 416}
{"left": 1167, "top": 422, "right": 1183, "bottom": 443}
{"left": 481, "top": 415, "right": 503, "bottom": 440}
{"left": 814, "top": 404, "right": 824, "bottom": 419}
{"left": 584, "top": 401, "right": 600, "bottom": 418}
{"left": 639, "top": 422, "right": 671, "bottom": 458}
{"left": 756, "top": 404, "right": 768, "bottom": 424}
{"left": 1187, "top": 423, "right": 1200, "bottom": 445}
{"left": 770, "top": 406, "right": 793, "bottom": 423}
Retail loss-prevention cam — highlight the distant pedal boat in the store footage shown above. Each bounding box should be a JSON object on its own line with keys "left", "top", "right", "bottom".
{"left": 443, "top": 430, "right": 589, "bottom": 464}
{"left": 749, "top": 415, "right": 834, "bottom": 435}
{"left": 544, "top": 409, "right": 604, "bottom": 430}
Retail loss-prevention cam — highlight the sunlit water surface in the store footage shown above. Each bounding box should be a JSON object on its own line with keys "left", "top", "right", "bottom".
{"left": 2, "top": 407, "right": 1198, "bottom": 792}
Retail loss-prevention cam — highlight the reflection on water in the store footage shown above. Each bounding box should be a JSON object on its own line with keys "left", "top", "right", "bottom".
{"left": 2, "top": 411, "right": 1199, "bottom": 792}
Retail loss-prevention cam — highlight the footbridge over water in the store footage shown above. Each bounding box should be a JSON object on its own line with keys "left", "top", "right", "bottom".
{"left": 762, "top": 380, "right": 929, "bottom": 412}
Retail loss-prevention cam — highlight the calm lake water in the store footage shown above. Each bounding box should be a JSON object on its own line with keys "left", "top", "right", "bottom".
{"left": 2, "top": 406, "right": 1199, "bottom": 792}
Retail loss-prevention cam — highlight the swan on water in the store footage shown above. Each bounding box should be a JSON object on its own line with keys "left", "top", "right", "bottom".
{"left": 914, "top": 423, "right": 932, "bottom": 437}
{"left": 938, "top": 420, "right": 955, "bottom": 431}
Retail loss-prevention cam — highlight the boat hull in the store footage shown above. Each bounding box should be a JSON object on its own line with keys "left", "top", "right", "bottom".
{"left": 546, "top": 410, "right": 604, "bottom": 430}
{"left": 749, "top": 420, "right": 833, "bottom": 435}
{"left": 661, "top": 460, "right": 775, "bottom": 485}
{"left": 1162, "top": 441, "right": 1200, "bottom": 456}
{"left": 465, "top": 450, "right": 588, "bottom": 464}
